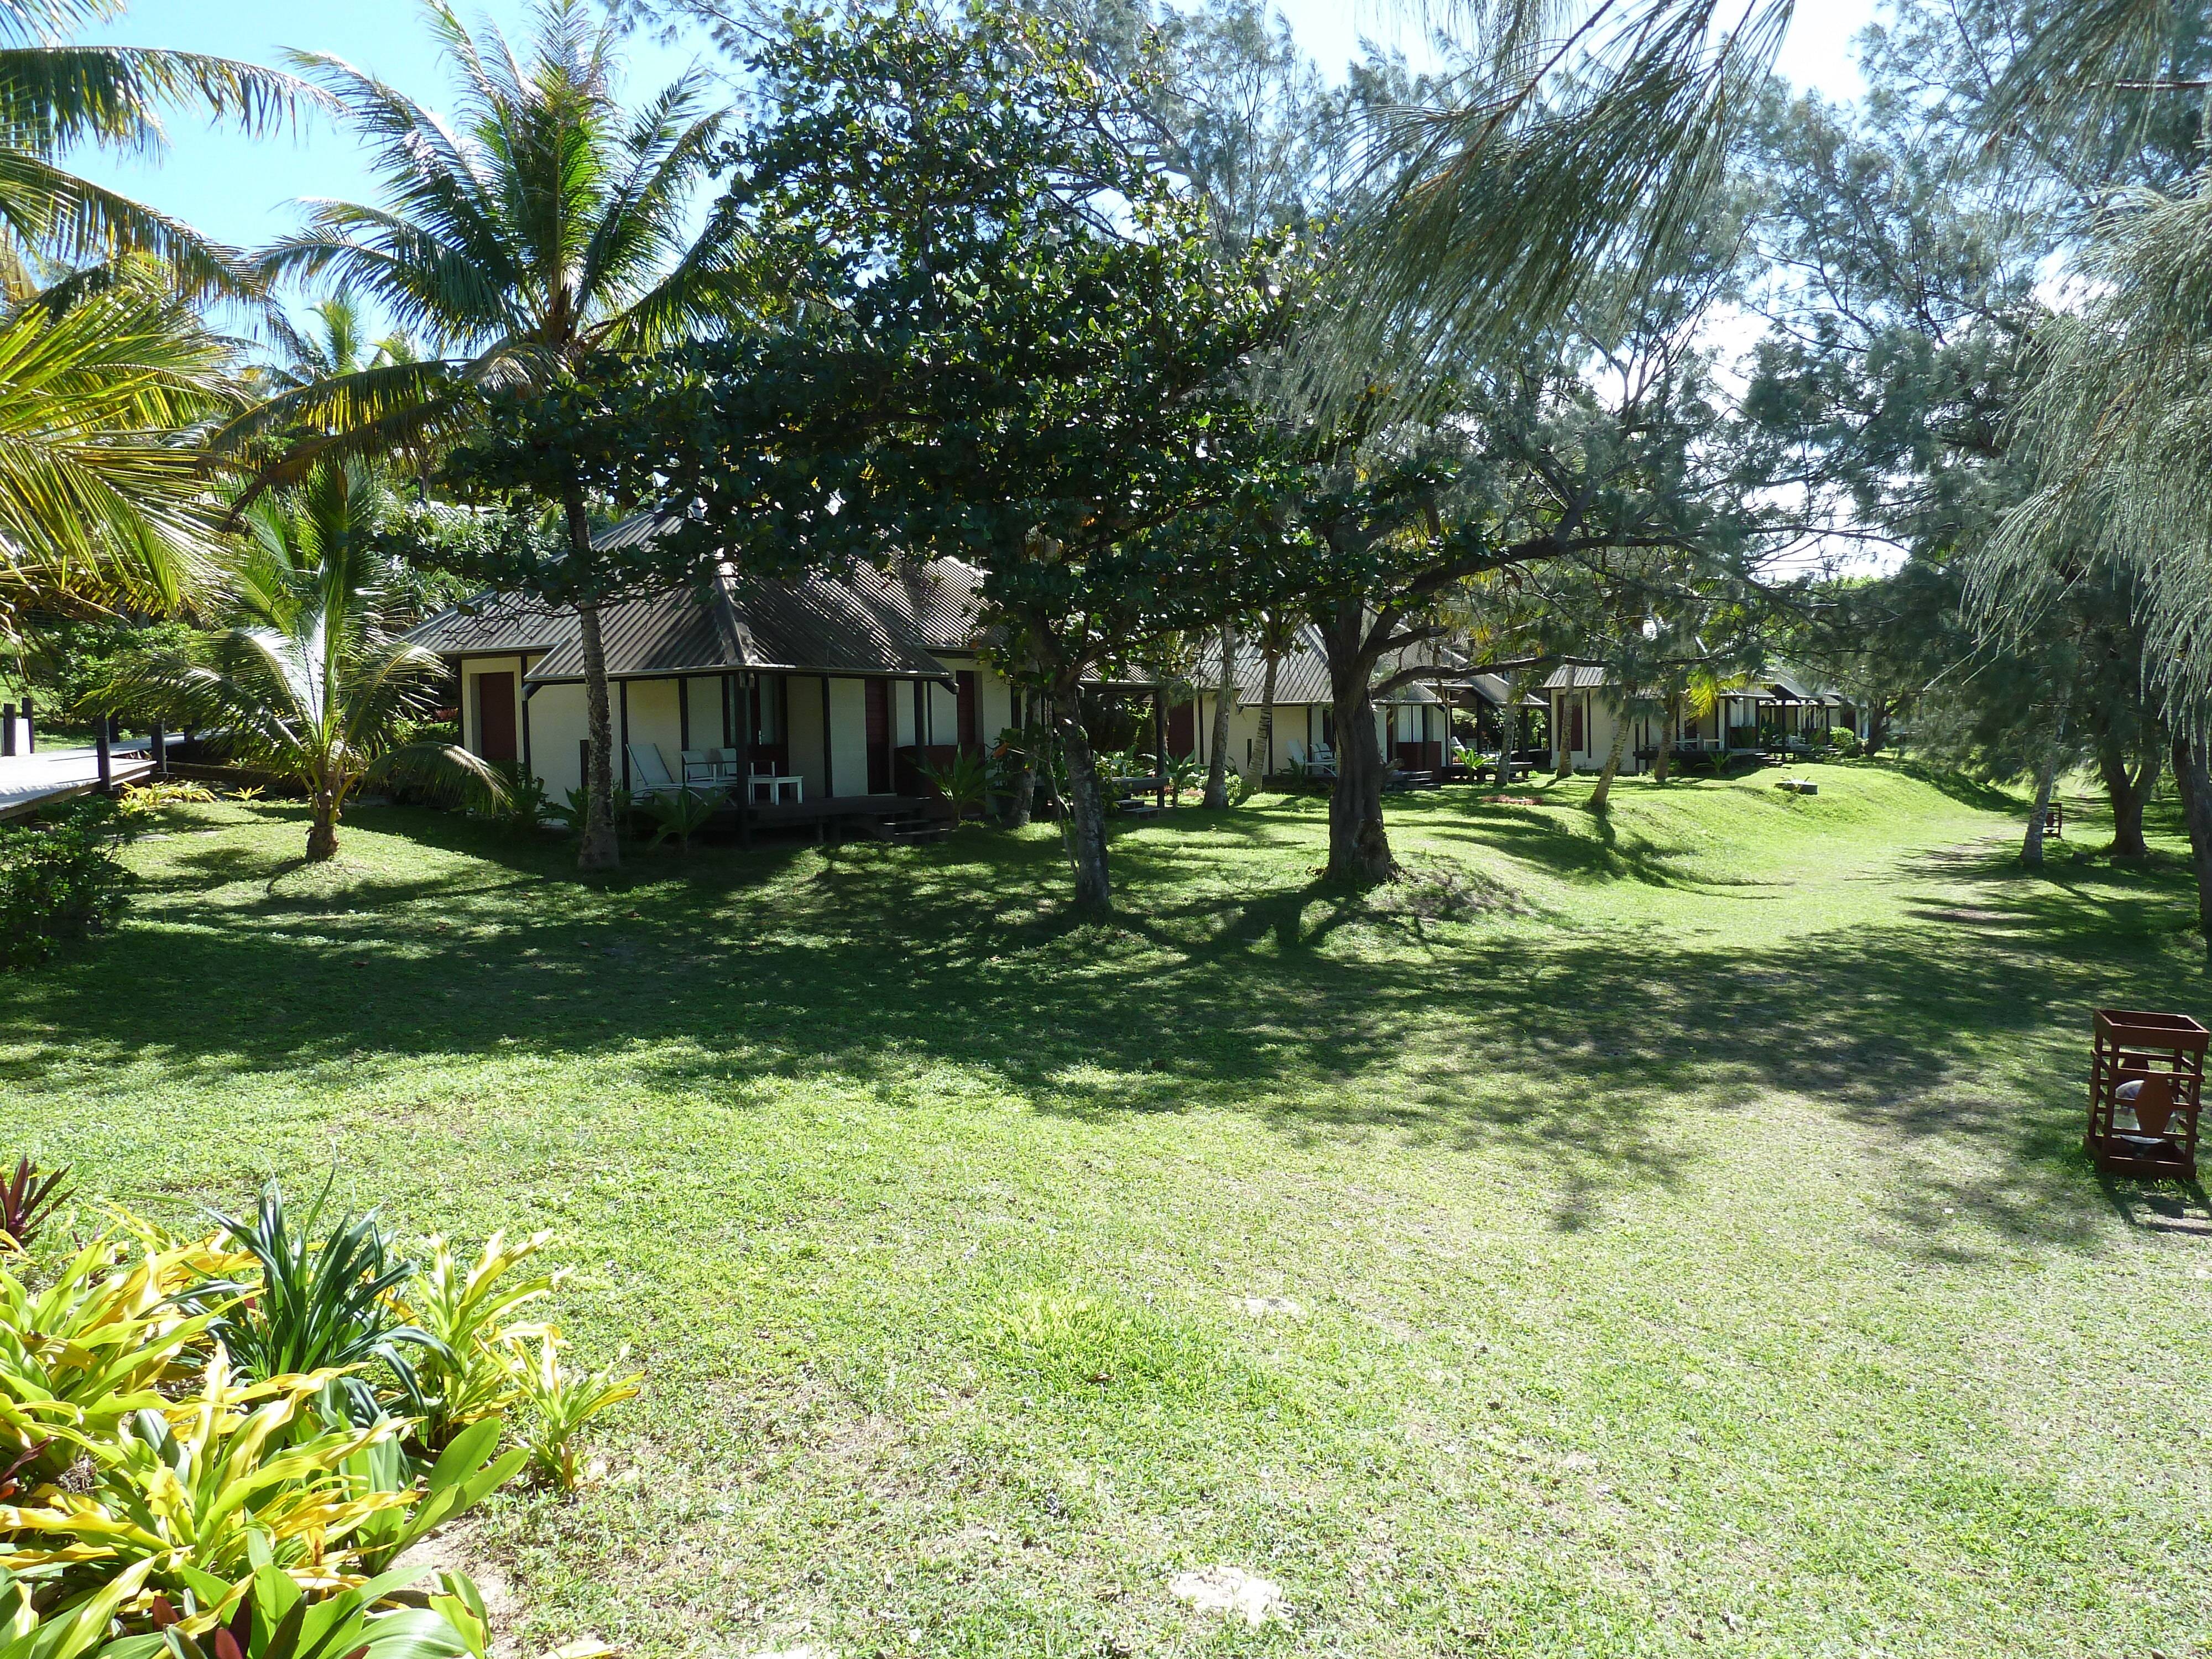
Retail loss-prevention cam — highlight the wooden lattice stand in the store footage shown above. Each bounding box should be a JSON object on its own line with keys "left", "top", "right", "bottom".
{"left": 2086, "top": 1009, "right": 2209, "bottom": 1180}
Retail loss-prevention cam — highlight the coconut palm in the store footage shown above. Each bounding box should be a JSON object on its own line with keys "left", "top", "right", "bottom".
{"left": 0, "top": 274, "right": 238, "bottom": 638}
{"left": 216, "top": 0, "right": 758, "bottom": 872}
{"left": 0, "top": 0, "right": 316, "bottom": 301}
{"left": 90, "top": 461, "right": 501, "bottom": 862}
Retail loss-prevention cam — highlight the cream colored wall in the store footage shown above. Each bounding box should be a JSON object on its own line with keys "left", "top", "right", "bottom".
{"left": 977, "top": 661, "right": 1016, "bottom": 738}
{"left": 523, "top": 681, "right": 586, "bottom": 799}
{"left": 620, "top": 679, "right": 682, "bottom": 785}
{"left": 827, "top": 678, "right": 867, "bottom": 796}
{"left": 682, "top": 676, "right": 727, "bottom": 750}
{"left": 460, "top": 656, "right": 523, "bottom": 759}
{"left": 786, "top": 675, "right": 827, "bottom": 799}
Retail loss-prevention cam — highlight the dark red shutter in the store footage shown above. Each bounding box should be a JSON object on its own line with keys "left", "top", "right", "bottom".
{"left": 865, "top": 680, "right": 891, "bottom": 794}
{"left": 956, "top": 671, "right": 979, "bottom": 750}
{"left": 475, "top": 672, "right": 517, "bottom": 762}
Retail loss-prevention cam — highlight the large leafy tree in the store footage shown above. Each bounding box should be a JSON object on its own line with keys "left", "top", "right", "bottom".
{"left": 218, "top": 0, "right": 755, "bottom": 872}
{"left": 453, "top": 3, "right": 1303, "bottom": 912}
{"left": 92, "top": 461, "right": 499, "bottom": 863}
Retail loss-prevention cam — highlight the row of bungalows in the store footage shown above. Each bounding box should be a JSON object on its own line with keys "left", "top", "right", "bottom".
{"left": 1543, "top": 665, "right": 1860, "bottom": 773}
{"left": 411, "top": 533, "right": 1488, "bottom": 825}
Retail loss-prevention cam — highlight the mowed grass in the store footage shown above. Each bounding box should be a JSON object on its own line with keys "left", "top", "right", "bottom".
{"left": 11, "top": 761, "right": 2212, "bottom": 1657}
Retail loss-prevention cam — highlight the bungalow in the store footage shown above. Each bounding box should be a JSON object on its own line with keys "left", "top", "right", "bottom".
{"left": 1167, "top": 624, "right": 1462, "bottom": 777}
{"left": 1543, "top": 665, "right": 1856, "bottom": 773}
{"left": 409, "top": 538, "right": 1063, "bottom": 839}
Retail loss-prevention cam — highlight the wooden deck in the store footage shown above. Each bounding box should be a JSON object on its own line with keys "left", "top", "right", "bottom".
{"left": 720, "top": 792, "right": 946, "bottom": 846}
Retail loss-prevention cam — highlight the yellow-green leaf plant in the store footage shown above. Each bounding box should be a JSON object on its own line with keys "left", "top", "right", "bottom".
{"left": 508, "top": 1335, "right": 639, "bottom": 1493}
{"left": 397, "top": 1233, "right": 562, "bottom": 1451}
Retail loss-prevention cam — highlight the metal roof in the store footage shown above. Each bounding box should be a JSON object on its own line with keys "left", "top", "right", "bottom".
{"left": 1182, "top": 624, "right": 1448, "bottom": 706}
{"left": 1463, "top": 672, "right": 1549, "bottom": 709}
{"left": 405, "top": 591, "right": 577, "bottom": 657}
{"left": 409, "top": 513, "right": 985, "bottom": 684}
{"left": 1541, "top": 665, "right": 1613, "bottom": 690}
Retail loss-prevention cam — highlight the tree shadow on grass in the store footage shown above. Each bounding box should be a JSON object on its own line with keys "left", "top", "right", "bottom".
{"left": 15, "top": 797, "right": 2208, "bottom": 1259}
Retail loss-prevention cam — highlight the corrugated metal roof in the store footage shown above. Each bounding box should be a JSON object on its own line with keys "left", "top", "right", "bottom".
{"left": 1464, "top": 672, "right": 1549, "bottom": 708}
{"left": 406, "top": 592, "right": 577, "bottom": 656}
{"left": 1184, "top": 624, "right": 1448, "bottom": 706}
{"left": 1541, "top": 665, "right": 1613, "bottom": 690}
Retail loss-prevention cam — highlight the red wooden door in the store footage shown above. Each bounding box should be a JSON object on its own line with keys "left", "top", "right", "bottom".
{"left": 1167, "top": 698, "right": 1195, "bottom": 757}
{"left": 956, "top": 671, "right": 979, "bottom": 750}
{"left": 474, "top": 671, "right": 517, "bottom": 762}
{"left": 865, "top": 680, "right": 891, "bottom": 794}
{"left": 1569, "top": 697, "right": 1585, "bottom": 754}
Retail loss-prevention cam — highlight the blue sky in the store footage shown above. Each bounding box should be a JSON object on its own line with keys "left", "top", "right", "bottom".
{"left": 67, "top": 0, "right": 1881, "bottom": 282}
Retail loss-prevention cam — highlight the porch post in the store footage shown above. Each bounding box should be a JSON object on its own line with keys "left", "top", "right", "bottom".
{"left": 734, "top": 673, "right": 753, "bottom": 851}
{"left": 821, "top": 676, "right": 834, "bottom": 799}
{"left": 678, "top": 675, "right": 690, "bottom": 754}
{"left": 618, "top": 680, "right": 631, "bottom": 791}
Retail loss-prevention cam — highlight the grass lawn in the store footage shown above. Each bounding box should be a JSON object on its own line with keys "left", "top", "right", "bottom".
{"left": 11, "top": 761, "right": 2212, "bottom": 1657}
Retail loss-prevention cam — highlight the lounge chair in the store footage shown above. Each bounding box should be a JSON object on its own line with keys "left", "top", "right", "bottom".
{"left": 680, "top": 748, "right": 735, "bottom": 786}
{"left": 1305, "top": 743, "right": 1337, "bottom": 780}
{"left": 627, "top": 743, "right": 681, "bottom": 796}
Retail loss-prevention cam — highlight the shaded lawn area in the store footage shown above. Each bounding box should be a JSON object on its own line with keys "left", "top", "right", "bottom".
{"left": 13, "top": 761, "right": 2212, "bottom": 1656}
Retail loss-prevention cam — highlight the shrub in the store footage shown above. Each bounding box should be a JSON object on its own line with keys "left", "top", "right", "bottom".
{"left": 1827, "top": 728, "right": 1863, "bottom": 758}
{"left": 509, "top": 1333, "right": 641, "bottom": 1490}
{"left": 117, "top": 779, "right": 216, "bottom": 816}
{"left": 914, "top": 748, "right": 989, "bottom": 820}
{"left": 641, "top": 785, "right": 725, "bottom": 852}
{"left": 0, "top": 1157, "right": 70, "bottom": 1253}
{"left": 476, "top": 761, "right": 551, "bottom": 833}
{"left": 0, "top": 796, "right": 135, "bottom": 970}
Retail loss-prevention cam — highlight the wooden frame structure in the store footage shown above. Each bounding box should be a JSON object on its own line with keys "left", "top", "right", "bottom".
{"left": 2085, "top": 1009, "right": 2209, "bottom": 1180}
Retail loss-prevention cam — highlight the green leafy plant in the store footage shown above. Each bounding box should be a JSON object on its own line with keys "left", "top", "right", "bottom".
{"left": 914, "top": 749, "right": 989, "bottom": 821}
{"left": 228, "top": 786, "right": 267, "bottom": 804}
{"left": 0, "top": 1558, "right": 161, "bottom": 1659}
{"left": 341, "top": 1416, "right": 527, "bottom": 1577}
{"left": 509, "top": 1334, "right": 640, "bottom": 1491}
{"left": 0, "top": 1157, "right": 69, "bottom": 1254}
{"left": 0, "top": 797, "right": 137, "bottom": 971}
{"left": 398, "top": 1232, "right": 562, "bottom": 1449}
{"left": 476, "top": 764, "right": 550, "bottom": 834}
{"left": 117, "top": 781, "right": 217, "bottom": 817}
{"left": 546, "top": 783, "right": 630, "bottom": 840}
{"left": 191, "top": 1180, "right": 444, "bottom": 1426}
{"left": 1164, "top": 750, "right": 1202, "bottom": 800}
{"left": 124, "top": 1558, "right": 491, "bottom": 1659}
{"left": 640, "top": 786, "right": 724, "bottom": 852}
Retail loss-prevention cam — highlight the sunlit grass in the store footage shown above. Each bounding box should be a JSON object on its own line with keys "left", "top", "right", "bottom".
{"left": 14, "top": 761, "right": 2212, "bottom": 1656}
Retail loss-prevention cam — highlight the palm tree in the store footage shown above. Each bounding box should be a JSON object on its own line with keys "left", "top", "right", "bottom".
{"left": 0, "top": 274, "right": 238, "bottom": 638}
{"left": 216, "top": 0, "right": 757, "bottom": 872}
{"left": 91, "top": 461, "right": 500, "bottom": 863}
{"left": 0, "top": 0, "right": 316, "bottom": 301}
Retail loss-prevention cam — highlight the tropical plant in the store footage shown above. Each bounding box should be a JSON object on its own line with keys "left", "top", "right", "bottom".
{"left": 0, "top": 1558, "right": 160, "bottom": 1659}
{"left": 912, "top": 750, "right": 989, "bottom": 822}
{"left": 341, "top": 1417, "right": 525, "bottom": 1578}
{"left": 0, "top": 1354, "right": 412, "bottom": 1596}
{"left": 508, "top": 1334, "right": 640, "bottom": 1491}
{"left": 0, "top": 1160, "right": 68, "bottom": 1255}
{"left": 0, "top": 0, "right": 314, "bottom": 301}
{"left": 398, "top": 1232, "right": 561, "bottom": 1450}
{"left": 189, "top": 1179, "right": 443, "bottom": 1427}
{"left": 123, "top": 1558, "right": 490, "bottom": 1659}
{"left": 1164, "top": 750, "right": 1203, "bottom": 802}
{"left": 0, "top": 796, "right": 135, "bottom": 970}
{"left": 640, "top": 786, "right": 723, "bottom": 853}
{"left": 476, "top": 764, "right": 549, "bottom": 836}
{"left": 88, "top": 462, "right": 502, "bottom": 862}
{"left": 0, "top": 279, "right": 240, "bottom": 641}
{"left": 0, "top": 1230, "right": 238, "bottom": 1490}
{"left": 117, "top": 781, "right": 216, "bottom": 818}
{"left": 546, "top": 782, "right": 629, "bottom": 841}
{"left": 219, "top": 0, "right": 760, "bottom": 876}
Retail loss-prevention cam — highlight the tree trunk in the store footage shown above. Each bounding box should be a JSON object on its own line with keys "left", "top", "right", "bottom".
{"left": 1653, "top": 695, "right": 1675, "bottom": 783}
{"left": 1322, "top": 607, "right": 1394, "bottom": 883}
{"left": 1258, "top": 651, "right": 1280, "bottom": 782}
{"left": 2023, "top": 743, "right": 2060, "bottom": 868}
{"left": 1496, "top": 691, "right": 1519, "bottom": 789}
{"left": 2098, "top": 741, "right": 2161, "bottom": 858}
{"left": 1867, "top": 703, "right": 1891, "bottom": 757}
{"left": 1006, "top": 734, "right": 1036, "bottom": 828}
{"left": 1051, "top": 684, "right": 1111, "bottom": 910}
{"left": 2172, "top": 737, "right": 2212, "bottom": 940}
{"left": 565, "top": 485, "right": 620, "bottom": 873}
{"left": 1203, "top": 627, "right": 1235, "bottom": 808}
{"left": 305, "top": 789, "right": 339, "bottom": 862}
{"left": 1588, "top": 703, "right": 1633, "bottom": 811}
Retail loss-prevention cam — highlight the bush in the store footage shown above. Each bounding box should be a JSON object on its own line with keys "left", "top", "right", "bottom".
{"left": 1827, "top": 728, "right": 1863, "bottom": 758}
{"left": 0, "top": 796, "right": 135, "bottom": 969}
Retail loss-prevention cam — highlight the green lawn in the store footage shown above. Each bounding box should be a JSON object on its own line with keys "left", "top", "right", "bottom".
{"left": 12, "top": 763, "right": 2211, "bottom": 1657}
